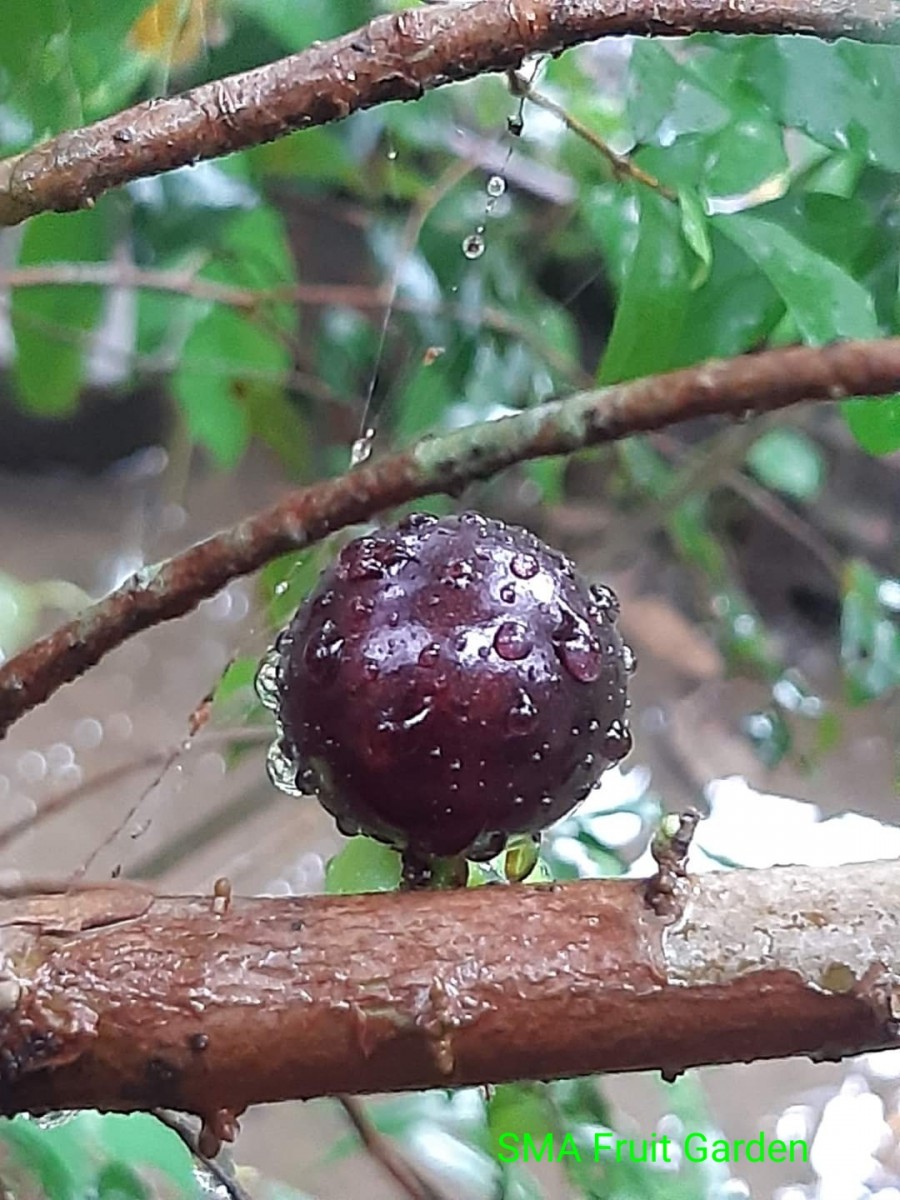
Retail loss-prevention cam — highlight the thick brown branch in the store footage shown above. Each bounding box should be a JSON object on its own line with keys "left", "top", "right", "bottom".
{"left": 1, "top": 863, "right": 898, "bottom": 1116}
{"left": 0, "top": 0, "right": 897, "bottom": 225}
{"left": 1, "top": 337, "right": 899, "bottom": 739}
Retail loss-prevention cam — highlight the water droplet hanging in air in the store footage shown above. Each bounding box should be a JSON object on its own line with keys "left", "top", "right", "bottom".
{"left": 387, "top": 148, "right": 398, "bottom": 161}
{"left": 462, "top": 233, "right": 485, "bottom": 260}
{"left": 486, "top": 174, "right": 506, "bottom": 198}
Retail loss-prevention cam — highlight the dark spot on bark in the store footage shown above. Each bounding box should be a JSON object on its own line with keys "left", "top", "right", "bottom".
{"left": 146, "top": 1056, "right": 181, "bottom": 1085}
{"left": 188, "top": 1033, "right": 210, "bottom": 1053}
{"left": 290, "top": 919, "right": 304, "bottom": 931}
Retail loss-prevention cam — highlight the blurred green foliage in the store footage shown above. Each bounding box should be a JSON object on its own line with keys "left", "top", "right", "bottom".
{"left": 2, "top": 3, "right": 900, "bottom": 1198}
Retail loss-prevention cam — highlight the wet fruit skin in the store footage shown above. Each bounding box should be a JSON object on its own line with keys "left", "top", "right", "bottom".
{"left": 264, "top": 511, "right": 634, "bottom": 863}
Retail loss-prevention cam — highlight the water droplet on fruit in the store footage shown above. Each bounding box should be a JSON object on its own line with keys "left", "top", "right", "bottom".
{"left": 602, "top": 719, "right": 632, "bottom": 760}
{"left": 591, "top": 583, "right": 620, "bottom": 616}
{"left": 558, "top": 636, "right": 602, "bottom": 683}
{"left": 442, "top": 559, "right": 474, "bottom": 588}
{"left": 462, "top": 232, "right": 485, "bottom": 259}
{"left": 266, "top": 742, "right": 301, "bottom": 796}
{"left": 508, "top": 688, "right": 538, "bottom": 735}
{"left": 510, "top": 553, "right": 538, "bottom": 579}
{"left": 351, "top": 594, "right": 374, "bottom": 617}
{"left": 418, "top": 642, "right": 441, "bottom": 667}
{"left": 255, "top": 645, "right": 281, "bottom": 711}
{"left": 499, "top": 583, "right": 516, "bottom": 604}
{"left": 400, "top": 512, "right": 436, "bottom": 531}
{"left": 486, "top": 174, "right": 506, "bottom": 198}
{"left": 347, "top": 557, "right": 384, "bottom": 582}
{"left": 494, "top": 621, "right": 533, "bottom": 661}
{"left": 304, "top": 621, "right": 344, "bottom": 682}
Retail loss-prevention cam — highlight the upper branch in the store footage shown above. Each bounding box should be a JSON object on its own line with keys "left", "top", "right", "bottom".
{"left": 1, "top": 862, "right": 899, "bottom": 1116}
{"left": 0, "top": 0, "right": 897, "bottom": 225}
{"left": 1, "top": 337, "right": 899, "bottom": 740}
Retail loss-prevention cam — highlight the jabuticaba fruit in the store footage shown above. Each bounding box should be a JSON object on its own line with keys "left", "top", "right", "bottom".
{"left": 257, "top": 512, "right": 634, "bottom": 861}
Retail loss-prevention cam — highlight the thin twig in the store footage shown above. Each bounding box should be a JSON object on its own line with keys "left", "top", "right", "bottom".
{"left": 337, "top": 1096, "right": 446, "bottom": 1200}
{"left": 0, "top": 265, "right": 580, "bottom": 385}
{"left": 509, "top": 71, "right": 677, "bottom": 199}
{"left": 1, "top": 337, "right": 899, "bottom": 739}
{"left": 152, "top": 1110, "right": 255, "bottom": 1200}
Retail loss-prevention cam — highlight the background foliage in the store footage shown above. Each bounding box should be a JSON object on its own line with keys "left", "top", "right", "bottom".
{"left": 1, "top": 1, "right": 899, "bottom": 1197}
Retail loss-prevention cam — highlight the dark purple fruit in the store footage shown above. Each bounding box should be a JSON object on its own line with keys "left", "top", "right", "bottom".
{"left": 257, "top": 512, "right": 634, "bottom": 862}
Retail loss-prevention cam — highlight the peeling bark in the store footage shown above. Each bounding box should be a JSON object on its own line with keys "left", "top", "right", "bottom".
{"left": 1, "top": 863, "right": 898, "bottom": 1117}
{"left": 0, "top": 0, "right": 897, "bottom": 225}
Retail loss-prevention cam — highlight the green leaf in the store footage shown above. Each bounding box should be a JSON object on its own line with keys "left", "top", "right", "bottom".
{"left": 0, "top": 0, "right": 151, "bottom": 146}
{"left": 598, "top": 189, "right": 693, "bottom": 384}
{"left": 667, "top": 229, "right": 782, "bottom": 366}
{"left": 841, "top": 561, "right": 900, "bottom": 703}
{"left": 627, "top": 42, "right": 729, "bottom": 146}
{"left": 325, "top": 837, "right": 402, "bottom": 894}
{"left": 717, "top": 209, "right": 900, "bottom": 454}
{"left": 173, "top": 205, "right": 295, "bottom": 467}
{"left": 235, "top": 0, "right": 371, "bottom": 51}
{"left": 96, "top": 1160, "right": 150, "bottom": 1200}
{"left": 715, "top": 209, "right": 880, "bottom": 343}
{"left": 11, "top": 205, "right": 109, "bottom": 414}
{"left": 843, "top": 398, "right": 900, "bottom": 455}
{"left": 0, "top": 1118, "right": 77, "bottom": 1200}
{"left": 746, "top": 428, "right": 825, "bottom": 500}
{"left": 701, "top": 111, "right": 788, "bottom": 204}
{"left": 677, "top": 188, "right": 712, "bottom": 288}
{"left": 487, "top": 1084, "right": 557, "bottom": 1163}
{"left": 260, "top": 543, "right": 336, "bottom": 630}
{"left": 754, "top": 38, "right": 900, "bottom": 173}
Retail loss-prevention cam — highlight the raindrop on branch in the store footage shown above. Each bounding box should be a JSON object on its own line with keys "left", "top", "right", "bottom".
{"left": 350, "top": 428, "right": 376, "bottom": 466}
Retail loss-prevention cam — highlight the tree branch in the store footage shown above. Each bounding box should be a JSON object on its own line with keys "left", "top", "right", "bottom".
{"left": 1, "top": 337, "right": 899, "bottom": 740}
{"left": 0, "top": 0, "right": 896, "bottom": 226}
{"left": 1, "top": 863, "right": 898, "bottom": 1117}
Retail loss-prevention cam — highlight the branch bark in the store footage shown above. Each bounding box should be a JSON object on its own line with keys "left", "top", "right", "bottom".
{"left": 1, "top": 337, "right": 899, "bottom": 740}
{"left": 1, "top": 863, "right": 898, "bottom": 1117}
{"left": 0, "top": 0, "right": 897, "bottom": 226}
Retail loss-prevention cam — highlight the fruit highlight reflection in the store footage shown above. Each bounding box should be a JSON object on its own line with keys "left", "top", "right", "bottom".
{"left": 256, "top": 512, "right": 634, "bottom": 875}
